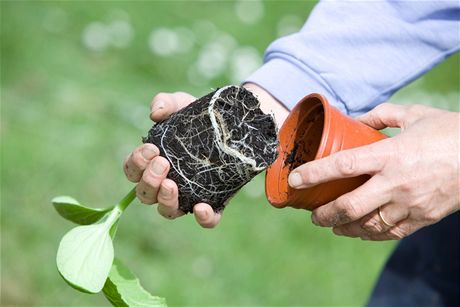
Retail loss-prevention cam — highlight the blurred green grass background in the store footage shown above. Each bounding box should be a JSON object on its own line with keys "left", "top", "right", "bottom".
{"left": 1, "top": 1, "right": 458, "bottom": 306}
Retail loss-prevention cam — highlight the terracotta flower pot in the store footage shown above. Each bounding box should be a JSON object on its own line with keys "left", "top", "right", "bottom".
{"left": 265, "top": 93, "right": 387, "bottom": 211}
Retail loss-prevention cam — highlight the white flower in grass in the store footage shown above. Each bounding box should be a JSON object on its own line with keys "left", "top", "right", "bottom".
{"left": 148, "top": 28, "right": 180, "bottom": 56}
{"left": 108, "top": 20, "right": 134, "bottom": 48}
{"left": 192, "top": 20, "right": 218, "bottom": 43}
{"left": 229, "top": 46, "right": 262, "bottom": 84}
{"left": 235, "top": 0, "right": 264, "bottom": 25}
{"left": 82, "top": 22, "right": 111, "bottom": 52}
{"left": 175, "top": 27, "right": 196, "bottom": 54}
{"left": 196, "top": 41, "right": 229, "bottom": 79}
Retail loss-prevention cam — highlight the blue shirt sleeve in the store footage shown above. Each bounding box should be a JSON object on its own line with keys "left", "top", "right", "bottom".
{"left": 245, "top": 0, "right": 460, "bottom": 116}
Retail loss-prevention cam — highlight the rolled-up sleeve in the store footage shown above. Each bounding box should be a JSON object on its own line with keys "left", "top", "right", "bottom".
{"left": 245, "top": 0, "right": 460, "bottom": 116}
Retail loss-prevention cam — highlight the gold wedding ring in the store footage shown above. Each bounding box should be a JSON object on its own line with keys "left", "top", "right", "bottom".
{"left": 378, "top": 207, "right": 395, "bottom": 227}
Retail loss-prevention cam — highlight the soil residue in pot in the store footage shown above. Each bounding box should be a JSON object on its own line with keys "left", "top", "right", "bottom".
{"left": 284, "top": 106, "right": 324, "bottom": 171}
{"left": 143, "top": 85, "right": 278, "bottom": 213}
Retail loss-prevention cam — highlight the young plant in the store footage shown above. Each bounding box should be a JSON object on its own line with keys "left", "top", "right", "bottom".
{"left": 53, "top": 85, "right": 278, "bottom": 306}
{"left": 53, "top": 189, "right": 166, "bottom": 306}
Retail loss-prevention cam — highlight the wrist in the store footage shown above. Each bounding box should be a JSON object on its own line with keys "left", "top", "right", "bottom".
{"left": 243, "top": 82, "right": 289, "bottom": 128}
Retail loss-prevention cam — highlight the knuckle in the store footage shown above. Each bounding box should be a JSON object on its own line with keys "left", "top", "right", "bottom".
{"left": 302, "top": 165, "right": 319, "bottom": 184}
{"left": 335, "top": 154, "right": 356, "bottom": 176}
{"left": 124, "top": 159, "right": 141, "bottom": 183}
{"left": 136, "top": 186, "right": 154, "bottom": 204}
{"left": 125, "top": 170, "right": 138, "bottom": 183}
{"left": 335, "top": 196, "right": 361, "bottom": 222}
{"left": 158, "top": 190, "right": 173, "bottom": 202}
{"left": 142, "top": 143, "right": 160, "bottom": 155}
{"left": 131, "top": 150, "right": 147, "bottom": 168}
{"left": 409, "top": 198, "right": 424, "bottom": 211}
{"left": 398, "top": 179, "right": 416, "bottom": 196}
{"left": 311, "top": 209, "right": 324, "bottom": 225}
{"left": 425, "top": 210, "right": 441, "bottom": 224}
{"left": 314, "top": 206, "right": 340, "bottom": 227}
{"left": 362, "top": 217, "right": 385, "bottom": 233}
{"left": 142, "top": 171, "right": 161, "bottom": 188}
{"left": 158, "top": 192, "right": 176, "bottom": 205}
{"left": 374, "top": 102, "right": 392, "bottom": 115}
{"left": 155, "top": 155, "right": 170, "bottom": 167}
{"left": 387, "top": 228, "right": 405, "bottom": 240}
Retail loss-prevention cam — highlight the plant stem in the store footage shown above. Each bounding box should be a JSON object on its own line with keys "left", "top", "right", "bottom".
{"left": 117, "top": 187, "right": 137, "bottom": 212}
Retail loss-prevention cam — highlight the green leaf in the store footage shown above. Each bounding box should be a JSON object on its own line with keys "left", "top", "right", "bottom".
{"left": 52, "top": 196, "right": 113, "bottom": 225}
{"left": 103, "top": 258, "right": 167, "bottom": 307}
{"left": 56, "top": 222, "right": 114, "bottom": 293}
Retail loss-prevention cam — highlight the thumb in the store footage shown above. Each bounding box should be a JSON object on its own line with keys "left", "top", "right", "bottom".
{"left": 150, "top": 92, "right": 196, "bottom": 122}
{"left": 357, "top": 103, "right": 408, "bottom": 130}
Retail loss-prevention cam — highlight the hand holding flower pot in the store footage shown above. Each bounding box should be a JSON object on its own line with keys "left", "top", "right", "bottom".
{"left": 265, "top": 93, "right": 387, "bottom": 210}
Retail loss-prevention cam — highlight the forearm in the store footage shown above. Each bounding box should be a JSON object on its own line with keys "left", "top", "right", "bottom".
{"left": 246, "top": 0, "right": 460, "bottom": 116}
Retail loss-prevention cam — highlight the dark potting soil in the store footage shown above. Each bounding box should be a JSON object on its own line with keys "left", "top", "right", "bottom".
{"left": 143, "top": 86, "right": 278, "bottom": 213}
{"left": 284, "top": 105, "right": 324, "bottom": 171}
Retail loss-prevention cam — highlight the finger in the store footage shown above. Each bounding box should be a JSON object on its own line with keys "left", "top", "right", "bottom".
{"left": 312, "top": 175, "right": 391, "bottom": 227}
{"left": 193, "top": 203, "right": 222, "bottom": 228}
{"left": 124, "top": 144, "right": 160, "bottom": 182}
{"left": 289, "top": 140, "right": 392, "bottom": 189}
{"left": 136, "top": 156, "right": 170, "bottom": 204}
{"left": 157, "top": 204, "right": 185, "bottom": 220}
{"left": 157, "top": 179, "right": 184, "bottom": 219}
{"left": 360, "top": 203, "right": 409, "bottom": 235}
{"left": 357, "top": 103, "right": 408, "bottom": 130}
{"left": 332, "top": 221, "right": 363, "bottom": 238}
{"left": 333, "top": 204, "right": 409, "bottom": 238}
{"left": 363, "top": 220, "right": 419, "bottom": 241}
{"left": 150, "top": 92, "right": 196, "bottom": 122}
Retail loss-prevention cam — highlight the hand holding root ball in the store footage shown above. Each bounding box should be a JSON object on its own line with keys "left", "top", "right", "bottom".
{"left": 124, "top": 86, "right": 278, "bottom": 228}
{"left": 289, "top": 103, "right": 460, "bottom": 240}
{"left": 124, "top": 91, "right": 220, "bottom": 227}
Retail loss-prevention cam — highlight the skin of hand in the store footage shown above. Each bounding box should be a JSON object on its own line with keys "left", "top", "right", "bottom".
{"left": 288, "top": 103, "right": 460, "bottom": 240}
{"left": 123, "top": 83, "right": 288, "bottom": 228}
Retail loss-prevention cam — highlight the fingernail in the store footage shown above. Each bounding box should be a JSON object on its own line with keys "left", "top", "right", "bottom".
{"left": 333, "top": 228, "right": 343, "bottom": 236}
{"left": 361, "top": 235, "right": 370, "bottom": 240}
{"left": 151, "top": 160, "right": 167, "bottom": 175}
{"left": 142, "top": 145, "right": 157, "bottom": 160}
{"left": 152, "top": 100, "right": 165, "bottom": 113}
{"left": 288, "top": 172, "right": 303, "bottom": 188}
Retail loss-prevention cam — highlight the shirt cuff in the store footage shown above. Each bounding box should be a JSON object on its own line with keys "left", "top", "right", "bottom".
{"left": 244, "top": 56, "right": 348, "bottom": 114}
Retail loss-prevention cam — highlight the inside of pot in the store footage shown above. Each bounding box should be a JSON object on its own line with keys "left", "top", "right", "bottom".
{"left": 266, "top": 95, "right": 326, "bottom": 207}
{"left": 285, "top": 98, "right": 324, "bottom": 171}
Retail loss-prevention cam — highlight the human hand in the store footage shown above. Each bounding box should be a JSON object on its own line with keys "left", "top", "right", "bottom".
{"left": 124, "top": 85, "right": 288, "bottom": 228}
{"left": 288, "top": 103, "right": 460, "bottom": 240}
{"left": 123, "top": 91, "right": 222, "bottom": 228}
